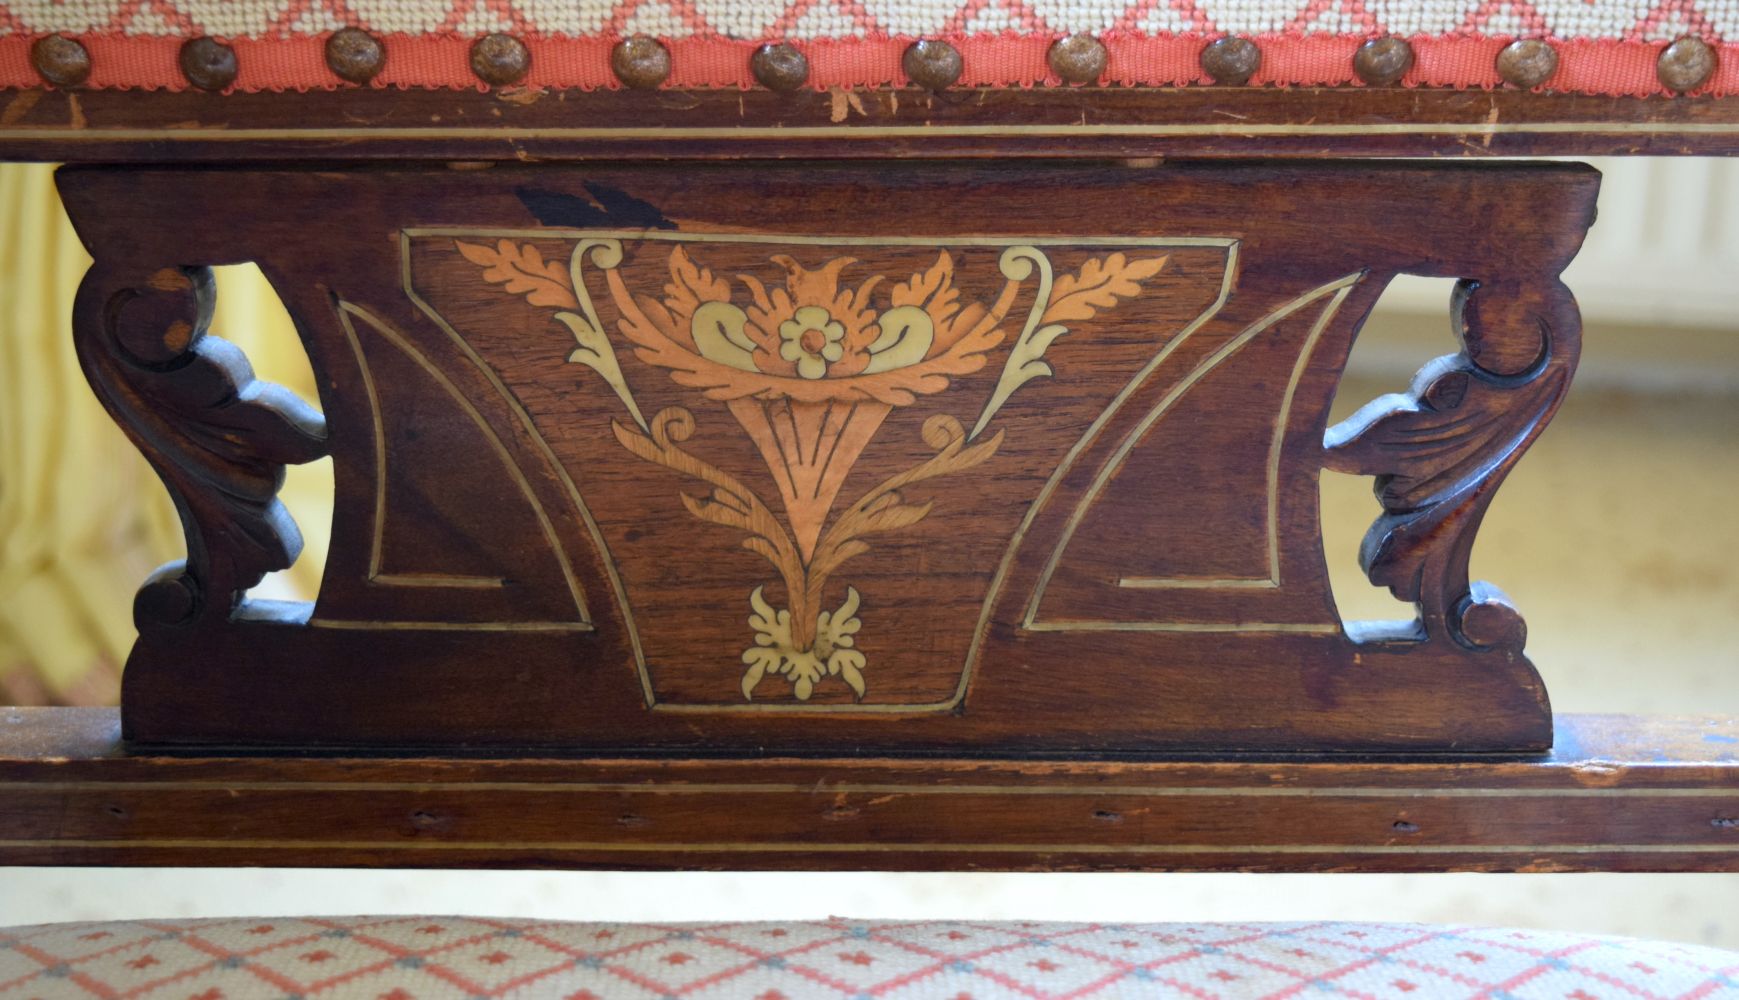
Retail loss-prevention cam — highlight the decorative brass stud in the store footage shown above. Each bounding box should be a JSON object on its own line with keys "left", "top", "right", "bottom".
{"left": 1200, "top": 36, "right": 1260, "bottom": 85}
{"left": 903, "top": 39, "right": 963, "bottom": 91}
{"left": 1048, "top": 33, "right": 1107, "bottom": 85}
{"left": 179, "top": 37, "right": 238, "bottom": 91}
{"left": 611, "top": 36, "right": 671, "bottom": 89}
{"left": 1352, "top": 36, "right": 1414, "bottom": 86}
{"left": 1495, "top": 39, "right": 1558, "bottom": 89}
{"left": 30, "top": 34, "right": 91, "bottom": 88}
{"left": 751, "top": 42, "right": 809, "bottom": 92}
{"left": 324, "top": 27, "right": 386, "bottom": 85}
{"left": 470, "top": 32, "right": 531, "bottom": 87}
{"left": 1657, "top": 36, "right": 1717, "bottom": 93}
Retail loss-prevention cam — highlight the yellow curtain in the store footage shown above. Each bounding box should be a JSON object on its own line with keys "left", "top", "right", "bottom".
{"left": 0, "top": 163, "right": 331, "bottom": 706}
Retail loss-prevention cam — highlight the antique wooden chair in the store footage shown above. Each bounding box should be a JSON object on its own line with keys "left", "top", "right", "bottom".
{"left": 1, "top": 5, "right": 1737, "bottom": 995}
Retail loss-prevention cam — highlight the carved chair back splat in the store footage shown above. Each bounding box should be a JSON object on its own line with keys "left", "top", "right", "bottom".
{"left": 0, "top": 74, "right": 1736, "bottom": 872}
{"left": 65, "top": 160, "right": 1587, "bottom": 754}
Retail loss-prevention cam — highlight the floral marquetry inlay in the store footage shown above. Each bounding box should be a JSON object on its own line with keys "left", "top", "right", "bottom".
{"left": 459, "top": 237, "right": 1166, "bottom": 702}
{"left": 78, "top": 163, "right": 1591, "bottom": 751}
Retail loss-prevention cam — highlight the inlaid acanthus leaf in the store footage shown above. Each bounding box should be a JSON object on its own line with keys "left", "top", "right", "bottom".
{"left": 890, "top": 251, "right": 963, "bottom": 330}
{"left": 971, "top": 248, "right": 1168, "bottom": 440}
{"left": 456, "top": 240, "right": 577, "bottom": 309}
{"left": 1041, "top": 252, "right": 1169, "bottom": 325}
{"left": 807, "top": 415, "right": 1002, "bottom": 584}
{"left": 610, "top": 408, "right": 800, "bottom": 581}
{"left": 662, "top": 245, "right": 732, "bottom": 319}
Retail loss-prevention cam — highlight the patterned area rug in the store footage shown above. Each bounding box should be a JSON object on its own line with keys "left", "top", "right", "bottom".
{"left": 2, "top": 917, "right": 1736, "bottom": 998}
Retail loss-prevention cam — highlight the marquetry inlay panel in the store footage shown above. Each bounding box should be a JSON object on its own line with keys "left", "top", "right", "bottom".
{"left": 57, "top": 160, "right": 1597, "bottom": 752}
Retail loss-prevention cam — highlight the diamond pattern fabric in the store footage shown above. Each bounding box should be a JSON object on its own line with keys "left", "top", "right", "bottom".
{"left": 1, "top": 0, "right": 1737, "bottom": 93}
{"left": 2, "top": 917, "right": 1736, "bottom": 999}
{"left": 4, "top": 0, "right": 1731, "bottom": 42}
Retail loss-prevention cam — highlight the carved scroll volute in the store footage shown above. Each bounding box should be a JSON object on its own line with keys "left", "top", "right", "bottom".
{"left": 1324, "top": 276, "right": 1581, "bottom": 653}
{"left": 73, "top": 263, "right": 329, "bottom": 629}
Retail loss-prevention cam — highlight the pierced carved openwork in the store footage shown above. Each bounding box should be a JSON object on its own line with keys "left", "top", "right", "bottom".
{"left": 72, "top": 262, "right": 328, "bottom": 629}
{"left": 1326, "top": 278, "right": 1580, "bottom": 656}
{"left": 55, "top": 159, "right": 1598, "bottom": 753}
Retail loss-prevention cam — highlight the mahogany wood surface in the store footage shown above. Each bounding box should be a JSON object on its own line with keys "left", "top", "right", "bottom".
{"left": 1, "top": 709, "right": 1735, "bottom": 871}
{"left": 4, "top": 53, "right": 1735, "bottom": 879}
{"left": 6, "top": 87, "right": 1739, "bottom": 162}
{"left": 57, "top": 159, "right": 1595, "bottom": 753}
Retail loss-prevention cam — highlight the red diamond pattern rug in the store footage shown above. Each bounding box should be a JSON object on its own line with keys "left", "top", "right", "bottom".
{"left": 1, "top": 917, "right": 1736, "bottom": 999}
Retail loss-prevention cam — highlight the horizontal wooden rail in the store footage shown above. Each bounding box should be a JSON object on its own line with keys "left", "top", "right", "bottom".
{"left": 1, "top": 709, "right": 1735, "bottom": 871}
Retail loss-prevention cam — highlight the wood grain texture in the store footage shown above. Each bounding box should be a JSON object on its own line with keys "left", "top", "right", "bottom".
{"left": 0, "top": 709, "right": 1735, "bottom": 871}
{"left": 71, "top": 263, "right": 329, "bottom": 628}
{"left": 1325, "top": 278, "right": 1579, "bottom": 655}
{"left": 7, "top": 88, "right": 1739, "bottom": 162}
{"left": 56, "top": 159, "right": 1596, "bottom": 754}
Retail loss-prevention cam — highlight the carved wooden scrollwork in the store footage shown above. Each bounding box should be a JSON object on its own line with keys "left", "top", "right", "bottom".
{"left": 1324, "top": 277, "right": 1581, "bottom": 653}
{"left": 72, "top": 263, "right": 329, "bottom": 629}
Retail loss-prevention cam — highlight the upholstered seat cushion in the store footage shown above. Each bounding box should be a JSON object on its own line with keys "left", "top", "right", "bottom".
{"left": 1, "top": 917, "right": 1735, "bottom": 999}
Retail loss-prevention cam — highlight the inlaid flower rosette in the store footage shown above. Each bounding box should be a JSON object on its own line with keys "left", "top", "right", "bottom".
{"left": 452, "top": 234, "right": 1168, "bottom": 704}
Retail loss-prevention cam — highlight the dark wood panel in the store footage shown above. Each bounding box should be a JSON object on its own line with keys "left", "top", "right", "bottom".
{"left": 1, "top": 709, "right": 1734, "bottom": 871}
{"left": 57, "top": 159, "right": 1594, "bottom": 752}
{"left": 6, "top": 87, "right": 1739, "bottom": 162}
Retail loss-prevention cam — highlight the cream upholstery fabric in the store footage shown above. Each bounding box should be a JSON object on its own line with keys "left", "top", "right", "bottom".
{"left": 2, "top": 917, "right": 1737, "bottom": 999}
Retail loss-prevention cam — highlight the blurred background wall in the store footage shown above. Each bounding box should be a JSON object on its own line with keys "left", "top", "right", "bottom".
{"left": 0, "top": 163, "right": 329, "bottom": 705}
{"left": 1, "top": 158, "right": 1735, "bottom": 943}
